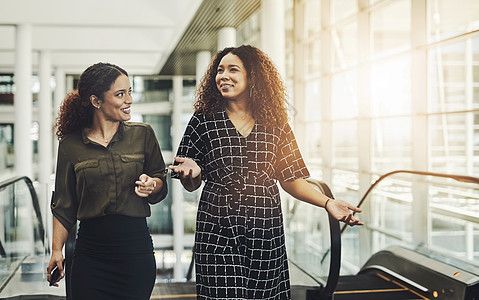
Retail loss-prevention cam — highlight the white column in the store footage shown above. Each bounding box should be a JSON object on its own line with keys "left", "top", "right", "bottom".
{"left": 217, "top": 27, "right": 236, "bottom": 50}
{"left": 38, "top": 51, "right": 53, "bottom": 225}
{"left": 411, "top": 0, "right": 429, "bottom": 246}
{"left": 357, "top": 0, "right": 372, "bottom": 266}
{"left": 53, "top": 67, "right": 66, "bottom": 163}
{"left": 320, "top": 0, "right": 333, "bottom": 185}
{"left": 39, "top": 51, "right": 53, "bottom": 184}
{"left": 261, "top": 0, "right": 286, "bottom": 78}
{"left": 14, "top": 24, "right": 33, "bottom": 179}
{"left": 196, "top": 51, "right": 211, "bottom": 87}
{"left": 292, "top": 1, "right": 305, "bottom": 143}
{"left": 172, "top": 76, "right": 184, "bottom": 281}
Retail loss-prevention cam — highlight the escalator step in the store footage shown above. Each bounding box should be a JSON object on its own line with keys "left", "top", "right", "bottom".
{"left": 333, "top": 274, "right": 428, "bottom": 300}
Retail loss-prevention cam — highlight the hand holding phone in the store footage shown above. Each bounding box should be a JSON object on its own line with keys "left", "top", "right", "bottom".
{"left": 49, "top": 261, "right": 65, "bottom": 286}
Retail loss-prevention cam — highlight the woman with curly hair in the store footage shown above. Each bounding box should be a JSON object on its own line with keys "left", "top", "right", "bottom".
{"left": 47, "top": 62, "right": 168, "bottom": 299}
{"left": 169, "top": 45, "right": 362, "bottom": 299}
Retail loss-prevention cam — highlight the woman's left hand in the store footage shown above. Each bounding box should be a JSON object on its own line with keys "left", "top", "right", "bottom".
{"left": 135, "top": 174, "right": 156, "bottom": 197}
{"left": 326, "top": 198, "right": 364, "bottom": 226}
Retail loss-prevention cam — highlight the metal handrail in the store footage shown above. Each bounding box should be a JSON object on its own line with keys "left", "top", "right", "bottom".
{"left": 341, "top": 170, "right": 479, "bottom": 234}
{"left": 0, "top": 176, "right": 46, "bottom": 257}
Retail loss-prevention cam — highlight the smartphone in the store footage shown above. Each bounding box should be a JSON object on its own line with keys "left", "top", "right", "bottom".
{"left": 49, "top": 261, "right": 65, "bottom": 286}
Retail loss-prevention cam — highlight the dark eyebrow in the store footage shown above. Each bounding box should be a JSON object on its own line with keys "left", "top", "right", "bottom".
{"left": 218, "top": 64, "right": 241, "bottom": 69}
{"left": 114, "top": 88, "right": 129, "bottom": 94}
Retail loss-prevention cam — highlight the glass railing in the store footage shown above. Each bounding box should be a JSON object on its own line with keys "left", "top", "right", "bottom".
{"left": 348, "top": 170, "right": 479, "bottom": 276}
{"left": 0, "top": 176, "right": 46, "bottom": 291}
{"left": 284, "top": 171, "right": 479, "bottom": 283}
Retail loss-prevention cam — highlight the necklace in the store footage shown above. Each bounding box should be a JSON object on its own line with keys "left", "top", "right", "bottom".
{"left": 225, "top": 107, "right": 248, "bottom": 120}
{"left": 87, "top": 131, "right": 115, "bottom": 144}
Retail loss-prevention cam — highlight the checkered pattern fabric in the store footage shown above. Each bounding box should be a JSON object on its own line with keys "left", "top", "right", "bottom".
{"left": 174, "top": 111, "right": 309, "bottom": 299}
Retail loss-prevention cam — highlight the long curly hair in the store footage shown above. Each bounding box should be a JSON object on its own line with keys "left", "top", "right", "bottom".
{"left": 195, "top": 45, "right": 288, "bottom": 128}
{"left": 54, "top": 62, "right": 128, "bottom": 139}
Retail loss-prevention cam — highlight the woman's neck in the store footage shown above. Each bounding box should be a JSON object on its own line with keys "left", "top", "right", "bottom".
{"left": 86, "top": 120, "right": 120, "bottom": 144}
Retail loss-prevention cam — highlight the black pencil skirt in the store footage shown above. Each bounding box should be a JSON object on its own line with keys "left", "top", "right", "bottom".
{"left": 70, "top": 215, "right": 156, "bottom": 300}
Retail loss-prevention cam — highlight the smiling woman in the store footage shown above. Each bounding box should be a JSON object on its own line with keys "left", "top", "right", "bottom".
{"left": 169, "top": 45, "right": 362, "bottom": 300}
{"left": 47, "top": 62, "right": 168, "bottom": 300}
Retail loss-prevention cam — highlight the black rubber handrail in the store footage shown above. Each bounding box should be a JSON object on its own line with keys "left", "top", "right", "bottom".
{"left": 340, "top": 170, "right": 479, "bottom": 234}
{"left": 0, "top": 176, "right": 46, "bottom": 257}
{"left": 306, "top": 179, "right": 341, "bottom": 300}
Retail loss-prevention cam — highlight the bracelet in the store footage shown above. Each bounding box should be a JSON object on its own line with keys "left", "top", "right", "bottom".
{"left": 324, "top": 198, "right": 332, "bottom": 211}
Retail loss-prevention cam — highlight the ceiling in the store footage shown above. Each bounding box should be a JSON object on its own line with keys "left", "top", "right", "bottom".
{"left": 159, "top": 0, "right": 261, "bottom": 76}
{"left": 0, "top": 0, "right": 260, "bottom": 76}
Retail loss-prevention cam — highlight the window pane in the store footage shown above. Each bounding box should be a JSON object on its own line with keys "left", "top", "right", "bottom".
{"left": 304, "top": 80, "right": 322, "bottom": 166}
{"left": 428, "top": 0, "right": 479, "bottom": 42}
{"left": 305, "top": 0, "right": 321, "bottom": 36}
{"left": 305, "top": 79, "right": 321, "bottom": 122}
{"left": 429, "top": 38, "right": 478, "bottom": 113}
{"left": 371, "top": 56, "right": 411, "bottom": 116}
{"left": 331, "top": 0, "right": 358, "bottom": 24}
{"left": 333, "top": 120, "right": 358, "bottom": 169}
{"left": 307, "top": 38, "right": 321, "bottom": 74}
{"left": 372, "top": 117, "right": 412, "bottom": 173}
{"left": 144, "top": 115, "right": 172, "bottom": 151}
{"left": 371, "top": 0, "right": 411, "bottom": 56}
{"left": 332, "top": 20, "right": 358, "bottom": 70}
{"left": 332, "top": 70, "right": 358, "bottom": 118}
{"left": 430, "top": 112, "right": 476, "bottom": 175}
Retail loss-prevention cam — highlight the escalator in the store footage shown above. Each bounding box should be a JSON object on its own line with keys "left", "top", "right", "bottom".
{"left": 288, "top": 172, "right": 479, "bottom": 300}
{"left": 334, "top": 245, "right": 479, "bottom": 299}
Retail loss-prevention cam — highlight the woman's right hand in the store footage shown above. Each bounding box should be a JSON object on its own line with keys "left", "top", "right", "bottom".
{"left": 46, "top": 251, "right": 65, "bottom": 287}
{"left": 169, "top": 157, "right": 202, "bottom": 191}
{"left": 169, "top": 157, "right": 201, "bottom": 179}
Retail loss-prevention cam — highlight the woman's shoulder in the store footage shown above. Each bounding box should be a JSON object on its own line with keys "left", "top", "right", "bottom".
{"left": 188, "top": 111, "right": 223, "bottom": 125}
{"left": 58, "top": 129, "right": 82, "bottom": 145}
{"left": 123, "top": 121, "right": 151, "bottom": 129}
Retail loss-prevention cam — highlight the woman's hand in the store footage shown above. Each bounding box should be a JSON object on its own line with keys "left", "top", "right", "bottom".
{"left": 46, "top": 251, "right": 64, "bottom": 287}
{"left": 325, "top": 198, "right": 363, "bottom": 226}
{"left": 135, "top": 174, "right": 157, "bottom": 197}
{"left": 169, "top": 157, "right": 202, "bottom": 192}
{"left": 169, "top": 157, "right": 201, "bottom": 179}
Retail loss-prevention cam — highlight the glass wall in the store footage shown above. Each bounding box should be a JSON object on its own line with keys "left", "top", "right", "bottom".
{"left": 293, "top": 0, "right": 479, "bottom": 274}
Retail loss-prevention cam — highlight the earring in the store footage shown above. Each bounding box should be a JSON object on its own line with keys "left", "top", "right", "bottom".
{"left": 249, "top": 86, "right": 253, "bottom": 98}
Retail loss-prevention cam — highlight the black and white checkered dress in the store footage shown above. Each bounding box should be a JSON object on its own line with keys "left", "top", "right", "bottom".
{"left": 174, "top": 111, "right": 309, "bottom": 299}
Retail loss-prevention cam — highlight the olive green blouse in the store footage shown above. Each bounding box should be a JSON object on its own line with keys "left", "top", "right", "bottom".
{"left": 51, "top": 122, "right": 168, "bottom": 231}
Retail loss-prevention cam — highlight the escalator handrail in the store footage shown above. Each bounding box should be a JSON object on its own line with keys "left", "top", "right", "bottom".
{"left": 341, "top": 169, "right": 479, "bottom": 234}
{"left": 0, "top": 176, "right": 46, "bottom": 257}
{"left": 306, "top": 179, "right": 341, "bottom": 299}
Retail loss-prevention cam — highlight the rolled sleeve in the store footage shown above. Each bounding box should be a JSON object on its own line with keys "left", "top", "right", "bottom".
{"left": 144, "top": 124, "right": 168, "bottom": 204}
{"left": 51, "top": 144, "right": 78, "bottom": 231}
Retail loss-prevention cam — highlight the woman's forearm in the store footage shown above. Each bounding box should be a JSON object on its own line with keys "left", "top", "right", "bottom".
{"left": 52, "top": 216, "right": 69, "bottom": 253}
{"left": 280, "top": 178, "right": 330, "bottom": 208}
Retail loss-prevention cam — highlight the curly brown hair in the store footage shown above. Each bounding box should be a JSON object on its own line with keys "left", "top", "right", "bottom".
{"left": 195, "top": 45, "right": 288, "bottom": 128}
{"left": 54, "top": 62, "right": 128, "bottom": 139}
